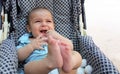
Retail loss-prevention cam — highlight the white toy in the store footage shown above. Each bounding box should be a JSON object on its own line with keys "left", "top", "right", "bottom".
{"left": 77, "top": 59, "right": 93, "bottom": 74}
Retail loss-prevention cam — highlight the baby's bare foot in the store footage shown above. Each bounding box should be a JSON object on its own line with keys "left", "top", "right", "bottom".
{"left": 59, "top": 43, "right": 73, "bottom": 73}
{"left": 47, "top": 36, "right": 63, "bottom": 69}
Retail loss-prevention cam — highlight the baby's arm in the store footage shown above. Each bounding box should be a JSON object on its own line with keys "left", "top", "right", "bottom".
{"left": 17, "top": 43, "right": 34, "bottom": 61}
{"left": 17, "top": 36, "right": 47, "bottom": 61}
{"left": 47, "top": 30, "right": 73, "bottom": 50}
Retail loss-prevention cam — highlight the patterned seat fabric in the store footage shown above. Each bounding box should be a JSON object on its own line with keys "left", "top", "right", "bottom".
{"left": 0, "top": 0, "right": 119, "bottom": 74}
{"left": 0, "top": 0, "right": 2, "bottom": 29}
{"left": 0, "top": 39, "right": 18, "bottom": 73}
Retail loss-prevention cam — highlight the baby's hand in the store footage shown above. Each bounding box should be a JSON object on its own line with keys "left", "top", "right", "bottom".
{"left": 30, "top": 35, "right": 48, "bottom": 50}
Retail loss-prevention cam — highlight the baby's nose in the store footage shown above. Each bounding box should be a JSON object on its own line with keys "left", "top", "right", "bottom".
{"left": 41, "top": 22, "right": 47, "bottom": 27}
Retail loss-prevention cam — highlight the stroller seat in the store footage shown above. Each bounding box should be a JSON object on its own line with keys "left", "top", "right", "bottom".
{"left": 0, "top": 0, "right": 119, "bottom": 74}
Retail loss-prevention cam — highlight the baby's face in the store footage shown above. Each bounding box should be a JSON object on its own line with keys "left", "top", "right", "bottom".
{"left": 28, "top": 9, "right": 54, "bottom": 38}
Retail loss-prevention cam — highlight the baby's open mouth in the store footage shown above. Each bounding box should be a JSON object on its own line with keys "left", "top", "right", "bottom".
{"left": 40, "top": 30, "right": 47, "bottom": 34}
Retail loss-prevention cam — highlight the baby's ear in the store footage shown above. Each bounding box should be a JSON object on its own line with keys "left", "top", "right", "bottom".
{"left": 26, "top": 24, "right": 31, "bottom": 32}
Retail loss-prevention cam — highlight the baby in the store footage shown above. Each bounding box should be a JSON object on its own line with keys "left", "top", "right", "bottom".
{"left": 17, "top": 7, "right": 82, "bottom": 74}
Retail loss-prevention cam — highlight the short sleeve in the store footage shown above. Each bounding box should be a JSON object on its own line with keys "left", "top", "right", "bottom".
{"left": 16, "top": 33, "right": 30, "bottom": 50}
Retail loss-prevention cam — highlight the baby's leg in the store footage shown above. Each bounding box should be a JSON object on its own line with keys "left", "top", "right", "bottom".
{"left": 59, "top": 43, "right": 73, "bottom": 73}
{"left": 47, "top": 35, "right": 63, "bottom": 69}
{"left": 59, "top": 43, "right": 82, "bottom": 73}
{"left": 24, "top": 36, "right": 63, "bottom": 74}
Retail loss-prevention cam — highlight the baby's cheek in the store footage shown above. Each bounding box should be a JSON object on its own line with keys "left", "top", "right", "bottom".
{"left": 49, "top": 26, "right": 54, "bottom": 30}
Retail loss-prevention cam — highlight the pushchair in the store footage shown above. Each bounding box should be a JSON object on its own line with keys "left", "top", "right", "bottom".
{"left": 0, "top": 0, "right": 119, "bottom": 74}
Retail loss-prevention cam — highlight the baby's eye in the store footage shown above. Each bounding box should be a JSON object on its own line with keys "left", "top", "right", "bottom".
{"left": 35, "top": 21, "right": 41, "bottom": 23}
{"left": 47, "top": 21, "right": 51, "bottom": 22}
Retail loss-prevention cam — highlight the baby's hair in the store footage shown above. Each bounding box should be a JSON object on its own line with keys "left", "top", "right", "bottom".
{"left": 27, "top": 7, "right": 53, "bottom": 25}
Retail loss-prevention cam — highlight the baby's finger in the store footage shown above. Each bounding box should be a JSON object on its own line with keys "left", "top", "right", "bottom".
{"left": 36, "top": 35, "right": 43, "bottom": 39}
{"left": 40, "top": 42, "right": 48, "bottom": 46}
{"left": 39, "top": 46, "right": 44, "bottom": 50}
{"left": 39, "top": 43, "right": 48, "bottom": 50}
{"left": 39, "top": 37, "right": 48, "bottom": 42}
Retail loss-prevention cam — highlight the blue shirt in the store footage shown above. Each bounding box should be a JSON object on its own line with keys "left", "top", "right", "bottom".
{"left": 16, "top": 33, "right": 48, "bottom": 63}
